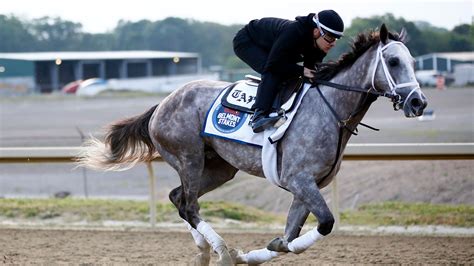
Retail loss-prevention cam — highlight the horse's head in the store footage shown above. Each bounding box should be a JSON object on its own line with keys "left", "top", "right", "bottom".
{"left": 371, "top": 24, "right": 427, "bottom": 117}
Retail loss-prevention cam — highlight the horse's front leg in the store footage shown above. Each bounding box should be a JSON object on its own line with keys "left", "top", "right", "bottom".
{"left": 283, "top": 177, "right": 334, "bottom": 253}
{"left": 267, "top": 197, "right": 310, "bottom": 253}
{"left": 231, "top": 201, "right": 308, "bottom": 264}
{"left": 233, "top": 178, "right": 333, "bottom": 264}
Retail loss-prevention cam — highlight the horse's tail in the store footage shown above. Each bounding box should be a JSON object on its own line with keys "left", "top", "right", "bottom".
{"left": 77, "top": 104, "right": 159, "bottom": 171}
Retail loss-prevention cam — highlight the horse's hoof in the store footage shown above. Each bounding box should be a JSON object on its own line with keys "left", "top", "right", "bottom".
{"left": 193, "top": 252, "right": 210, "bottom": 266}
{"left": 267, "top": 237, "right": 290, "bottom": 253}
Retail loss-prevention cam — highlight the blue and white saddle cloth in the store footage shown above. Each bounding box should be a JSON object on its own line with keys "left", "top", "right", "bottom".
{"left": 202, "top": 80, "right": 311, "bottom": 186}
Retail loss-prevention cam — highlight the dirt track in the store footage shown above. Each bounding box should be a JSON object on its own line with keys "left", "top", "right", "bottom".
{"left": 1, "top": 228, "right": 472, "bottom": 264}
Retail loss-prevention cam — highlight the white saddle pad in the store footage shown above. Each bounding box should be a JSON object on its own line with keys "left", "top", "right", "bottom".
{"left": 202, "top": 86, "right": 261, "bottom": 146}
{"left": 202, "top": 83, "right": 312, "bottom": 187}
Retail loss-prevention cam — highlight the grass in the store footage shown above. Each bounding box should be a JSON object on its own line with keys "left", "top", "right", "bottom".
{"left": 0, "top": 198, "right": 161, "bottom": 222}
{"left": 0, "top": 199, "right": 472, "bottom": 227}
{"left": 0, "top": 198, "right": 282, "bottom": 224}
{"left": 340, "top": 201, "right": 474, "bottom": 227}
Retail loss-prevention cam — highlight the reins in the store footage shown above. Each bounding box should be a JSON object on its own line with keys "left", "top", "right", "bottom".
{"left": 312, "top": 82, "right": 377, "bottom": 180}
{"left": 311, "top": 79, "right": 382, "bottom": 134}
{"left": 313, "top": 79, "right": 397, "bottom": 100}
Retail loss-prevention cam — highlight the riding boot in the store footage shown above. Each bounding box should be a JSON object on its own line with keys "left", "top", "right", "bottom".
{"left": 251, "top": 109, "right": 280, "bottom": 133}
{"left": 251, "top": 72, "right": 282, "bottom": 133}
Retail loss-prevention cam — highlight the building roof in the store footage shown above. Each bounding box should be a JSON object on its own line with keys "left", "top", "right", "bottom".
{"left": 0, "top": 50, "right": 199, "bottom": 61}
{"left": 416, "top": 52, "right": 474, "bottom": 61}
{"left": 434, "top": 52, "right": 474, "bottom": 61}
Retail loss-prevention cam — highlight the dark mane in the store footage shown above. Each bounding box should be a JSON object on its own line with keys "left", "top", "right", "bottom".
{"left": 315, "top": 30, "right": 401, "bottom": 81}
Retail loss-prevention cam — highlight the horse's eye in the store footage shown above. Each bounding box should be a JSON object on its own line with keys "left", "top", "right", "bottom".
{"left": 388, "top": 57, "right": 399, "bottom": 67}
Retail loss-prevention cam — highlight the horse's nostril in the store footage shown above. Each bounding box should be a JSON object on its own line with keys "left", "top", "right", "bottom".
{"left": 411, "top": 98, "right": 422, "bottom": 108}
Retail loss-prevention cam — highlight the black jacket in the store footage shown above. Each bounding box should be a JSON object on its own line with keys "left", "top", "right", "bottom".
{"left": 245, "top": 13, "right": 326, "bottom": 78}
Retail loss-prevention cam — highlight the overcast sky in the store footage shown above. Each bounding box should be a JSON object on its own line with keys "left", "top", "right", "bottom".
{"left": 1, "top": 0, "right": 472, "bottom": 33}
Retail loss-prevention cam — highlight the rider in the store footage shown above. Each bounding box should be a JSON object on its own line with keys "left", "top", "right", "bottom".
{"left": 233, "top": 10, "right": 344, "bottom": 133}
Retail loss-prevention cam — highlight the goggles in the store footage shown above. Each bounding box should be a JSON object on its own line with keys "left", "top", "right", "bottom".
{"left": 320, "top": 30, "right": 337, "bottom": 43}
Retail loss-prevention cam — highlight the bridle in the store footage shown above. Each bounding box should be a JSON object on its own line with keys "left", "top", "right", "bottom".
{"left": 311, "top": 40, "right": 421, "bottom": 180}
{"left": 371, "top": 41, "right": 421, "bottom": 110}
{"left": 314, "top": 40, "right": 420, "bottom": 110}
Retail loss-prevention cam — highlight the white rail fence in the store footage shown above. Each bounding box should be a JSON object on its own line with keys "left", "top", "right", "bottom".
{"left": 1, "top": 143, "right": 473, "bottom": 228}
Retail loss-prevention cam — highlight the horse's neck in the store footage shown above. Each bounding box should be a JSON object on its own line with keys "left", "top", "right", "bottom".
{"left": 326, "top": 48, "right": 376, "bottom": 126}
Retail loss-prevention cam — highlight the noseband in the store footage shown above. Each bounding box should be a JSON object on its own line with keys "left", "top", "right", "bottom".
{"left": 370, "top": 41, "right": 421, "bottom": 110}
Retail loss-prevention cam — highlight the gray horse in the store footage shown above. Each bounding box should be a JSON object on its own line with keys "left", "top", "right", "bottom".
{"left": 78, "top": 24, "right": 427, "bottom": 265}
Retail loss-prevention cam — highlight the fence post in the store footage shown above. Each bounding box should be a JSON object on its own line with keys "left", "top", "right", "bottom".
{"left": 75, "top": 127, "right": 89, "bottom": 198}
{"left": 146, "top": 162, "right": 157, "bottom": 227}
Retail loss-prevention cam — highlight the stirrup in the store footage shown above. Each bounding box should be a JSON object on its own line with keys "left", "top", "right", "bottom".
{"left": 251, "top": 114, "right": 280, "bottom": 133}
{"left": 273, "top": 109, "right": 287, "bottom": 128}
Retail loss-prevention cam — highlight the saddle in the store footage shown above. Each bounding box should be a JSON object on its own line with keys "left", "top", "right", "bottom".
{"left": 221, "top": 75, "right": 305, "bottom": 115}
{"left": 202, "top": 75, "right": 311, "bottom": 147}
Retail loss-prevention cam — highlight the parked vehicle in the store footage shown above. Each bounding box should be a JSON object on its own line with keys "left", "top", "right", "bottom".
{"left": 76, "top": 78, "right": 108, "bottom": 96}
{"left": 415, "top": 70, "right": 454, "bottom": 87}
{"left": 61, "top": 80, "right": 83, "bottom": 94}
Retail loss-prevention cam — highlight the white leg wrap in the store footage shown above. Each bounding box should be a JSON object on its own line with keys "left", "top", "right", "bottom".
{"left": 183, "top": 219, "right": 210, "bottom": 250}
{"left": 239, "top": 248, "right": 279, "bottom": 264}
{"left": 196, "top": 221, "right": 226, "bottom": 253}
{"left": 288, "top": 227, "right": 323, "bottom": 254}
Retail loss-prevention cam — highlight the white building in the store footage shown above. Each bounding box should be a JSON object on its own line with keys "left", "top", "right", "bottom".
{"left": 0, "top": 50, "right": 205, "bottom": 93}
{"left": 415, "top": 52, "right": 474, "bottom": 86}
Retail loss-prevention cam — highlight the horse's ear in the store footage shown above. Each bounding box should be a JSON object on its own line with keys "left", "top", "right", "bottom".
{"left": 399, "top": 27, "right": 408, "bottom": 43}
{"left": 380, "top": 24, "right": 388, "bottom": 44}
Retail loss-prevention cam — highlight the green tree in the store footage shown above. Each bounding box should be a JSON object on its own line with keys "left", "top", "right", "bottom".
{"left": 450, "top": 24, "right": 473, "bottom": 51}
{"left": 113, "top": 19, "right": 152, "bottom": 50}
{"left": 452, "top": 24, "right": 471, "bottom": 35}
{"left": 29, "top": 16, "right": 83, "bottom": 51}
{"left": 327, "top": 13, "right": 428, "bottom": 60}
{"left": 79, "top": 33, "right": 115, "bottom": 51}
{"left": 148, "top": 17, "right": 195, "bottom": 51}
{"left": 0, "top": 14, "right": 471, "bottom": 69}
{"left": 0, "top": 15, "right": 36, "bottom": 52}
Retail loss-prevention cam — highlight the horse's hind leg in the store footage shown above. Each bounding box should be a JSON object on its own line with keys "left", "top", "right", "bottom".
{"left": 149, "top": 84, "right": 235, "bottom": 264}
{"left": 169, "top": 154, "right": 238, "bottom": 266}
{"left": 169, "top": 187, "right": 211, "bottom": 266}
{"left": 177, "top": 167, "right": 235, "bottom": 265}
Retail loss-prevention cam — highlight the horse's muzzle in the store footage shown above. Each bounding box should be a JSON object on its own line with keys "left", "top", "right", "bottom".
{"left": 403, "top": 88, "right": 428, "bottom": 117}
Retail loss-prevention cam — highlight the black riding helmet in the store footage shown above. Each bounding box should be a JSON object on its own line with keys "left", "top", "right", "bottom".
{"left": 313, "top": 10, "right": 344, "bottom": 39}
